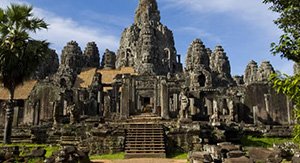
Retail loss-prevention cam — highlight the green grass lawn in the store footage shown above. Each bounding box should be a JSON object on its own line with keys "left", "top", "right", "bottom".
{"left": 241, "top": 135, "right": 293, "bottom": 148}
{"left": 0, "top": 143, "right": 60, "bottom": 157}
{"left": 168, "top": 152, "right": 188, "bottom": 159}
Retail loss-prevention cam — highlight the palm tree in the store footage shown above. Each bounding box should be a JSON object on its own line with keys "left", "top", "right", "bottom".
{"left": 0, "top": 4, "right": 49, "bottom": 144}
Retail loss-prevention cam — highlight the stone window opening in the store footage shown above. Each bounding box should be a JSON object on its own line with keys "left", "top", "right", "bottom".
{"left": 198, "top": 74, "right": 206, "bottom": 87}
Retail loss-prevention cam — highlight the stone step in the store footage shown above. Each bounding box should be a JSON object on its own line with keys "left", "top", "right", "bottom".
{"left": 125, "top": 147, "right": 165, "bottom": 150}
{"left": 127, "top": 132, "right": 163, "bottom": 135}
{"left": 126, "top": 143, "right": 165, "bottom": 145}
{"left": 125, "top": 144, "right": 165, "bottom": 148}
{"left": 127, "top": 128, "right": 163, "bottom": 130}
{"left": 126, "top": 150, "right": 166, "bottom": 153}
{"left": 125, "top": 123, "right": 166, "bottom": 158}
{"left": 127, "top": 134, "right": 164, "bottom": 138}
{"left": 126, "top": 141, "right": 164, "bottom": 144}
{"left": 125, "top": 153, "right": 166, "bottom": 159}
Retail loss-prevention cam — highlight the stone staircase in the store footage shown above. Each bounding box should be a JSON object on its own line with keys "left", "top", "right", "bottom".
{"left": 125, "top": 123, "right": 166, "bottom": 158}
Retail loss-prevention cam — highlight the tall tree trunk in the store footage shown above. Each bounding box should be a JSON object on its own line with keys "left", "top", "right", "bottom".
{"left": 3, "top": 85, "right": 15, "bottom": 144}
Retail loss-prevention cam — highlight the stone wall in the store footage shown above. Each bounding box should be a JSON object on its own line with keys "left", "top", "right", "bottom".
{"left": 243, "top": 83, "right": 291, "bottom": 125}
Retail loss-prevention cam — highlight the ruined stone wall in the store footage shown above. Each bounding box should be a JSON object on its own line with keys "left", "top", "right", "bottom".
{"left": 23, "top": 83, "right": 61, "bottom": 125}
{"left": 243, "top": 83, "right": 291, "bottom": 125}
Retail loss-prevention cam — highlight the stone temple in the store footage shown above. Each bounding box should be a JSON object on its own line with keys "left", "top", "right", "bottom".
{"left": 0, "top": 0, "right": 293, "bottom": 158}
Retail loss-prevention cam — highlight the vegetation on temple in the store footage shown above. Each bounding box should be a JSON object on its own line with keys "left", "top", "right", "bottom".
{"left": 0, "top": 4, "right": 49, "bottom": 143}
{"left": 264, "top": 0, "right": 300, "bottom": 142}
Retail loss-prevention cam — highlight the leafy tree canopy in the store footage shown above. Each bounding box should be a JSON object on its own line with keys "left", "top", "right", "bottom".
{"left": 0, "top": 4, "right": 49, "bottom": 92}
{"left": 264, "top": 0, "right": 300, "bottom": 142}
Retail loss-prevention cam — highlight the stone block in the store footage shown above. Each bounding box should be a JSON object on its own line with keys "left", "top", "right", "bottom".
{"left": 292, "top": 155, "right": 300, "bottom": 163}
{"left": 188, "top": 151, "right": 213, "bottom": 163}
{"left": 248, "top": 147, "right": 282, "bottom": 163}
{"left": 30, "top": 148, "right": 46, "bottom": 157}
{"left": 226, "top": 150, "right": 245, "bottom": 158}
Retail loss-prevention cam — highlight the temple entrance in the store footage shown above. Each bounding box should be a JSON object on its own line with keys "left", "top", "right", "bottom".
{"left": 141, "top": 97, "right": 153, "bottom": 113}
{"left": 198, "top": 74, "right": 206, "bottom": 87}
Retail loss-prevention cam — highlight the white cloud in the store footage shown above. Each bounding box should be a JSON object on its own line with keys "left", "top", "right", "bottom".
{"left": 81, "top": 11, "right": 131, "bottom": 28}
{"left": 33, "top": 8, "right": 119, "bottom": 55}
{"left": 174, "top": 26, "right": 222, "bottom": 44}
{"left": 0, "top": 0, "right": 119, "bottom": 55}
{"left": 162, "top": 0, "right": 281, "bottom": 36}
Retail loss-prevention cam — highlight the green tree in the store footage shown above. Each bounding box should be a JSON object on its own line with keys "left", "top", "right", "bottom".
{"left": 263, "top": 0, "right": 300, "bottom": 142}
{"left": 0, "top": 4, "right": 48, "bottom": 144}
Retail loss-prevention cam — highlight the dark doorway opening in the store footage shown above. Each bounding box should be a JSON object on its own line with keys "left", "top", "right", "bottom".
{"left": 198, "top": 74, "right": 206, "bottom": 87}
{"left": 141, "top": 97, "right": 152, "bottom": 113}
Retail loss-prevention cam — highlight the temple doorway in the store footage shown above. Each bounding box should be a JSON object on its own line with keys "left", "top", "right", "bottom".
{"left": 141, "top": 97, "right": 153, "bottom": 113}
{"left": 198, "top": 74, "right": 206, "bottom": 87}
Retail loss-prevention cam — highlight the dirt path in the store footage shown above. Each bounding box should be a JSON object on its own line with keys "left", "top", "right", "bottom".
{"left": 91, "top": 159, "right": 187, "bottom": 163}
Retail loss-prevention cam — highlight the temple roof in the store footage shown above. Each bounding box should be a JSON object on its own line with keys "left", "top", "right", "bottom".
{"left": 0, "top": 80, "right": 37, "bottom": 100}
{"left": 97, "top": 67, "right": 136, "bottom": 84}
{"left": 74, "top": 67, "right": 97, "bottom": 88}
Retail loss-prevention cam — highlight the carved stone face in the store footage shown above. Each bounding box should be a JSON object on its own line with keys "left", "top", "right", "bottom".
{"left": 142, "top": 52, "right": 151, "bottom": 63}
{"left": 141, "top": 35, "right": 153, "bottom": 63}
{"left": 105, "top": 54, "right": 111, "bottom": 65}
{"left": 193, "top": 44, "right": 202, "bottom": 63}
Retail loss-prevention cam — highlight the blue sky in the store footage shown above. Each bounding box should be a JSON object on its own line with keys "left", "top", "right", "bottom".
{"left": 0, "top": 0, "right": 293, "bottom": 76}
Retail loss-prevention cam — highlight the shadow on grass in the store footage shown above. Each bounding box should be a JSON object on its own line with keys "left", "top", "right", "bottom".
{"left": 241, "top": 137, "right": 270, "bottom": 147}
{"left": 241, "top": 135, "right": 292, "bottom": 148}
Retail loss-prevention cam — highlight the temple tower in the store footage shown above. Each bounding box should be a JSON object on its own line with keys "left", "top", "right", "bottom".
{"left": 116, "top": 0, "right": 182, "bottom": 75}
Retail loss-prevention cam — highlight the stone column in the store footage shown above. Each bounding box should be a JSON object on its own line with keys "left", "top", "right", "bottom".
{"left": 153, "top": 79, "right": 158, "bottom": 114}
{"left": 160, "top": 79, "right": 169, "bottom": 119}
{"left": 34, "top": 100, "right": 40, "bottom": 126}
{"left": 213, "top": 99, "right": 218, "bottom": 114}
{"left": 12, "top": 106, "right": 19, "bottom": 127}
{"left": 190, "top": 98, "right": 196, "bottom": 116}
{"left": 97, "top": 91, "right": 103, "bottom": 116}
{"left": 206, "top": 98, "right": 213, "bottom": 115}
{"left": 63, "top": 100, "right": 68, "bottom": 116}
{"left": 287, "top": 97, "right": 291, "bottom": 125}
{"left": 264, "top": 94, "right": 270, "bottom": 112}
{"left": 228, "top": 99, "right": 234, "bottom": 121}
{"left": 253, "top": 105, "right": 258, "bottom": 125}
{"left": 131, "top": 79, "right": 136, "bottom": 114}
{"left": 177, "top": 55, "right": 181, "bottom": 63}
{"left": 173, "top": 93, "right": 178, "bottom": 112}
{"left": 120, "top": 77, "right": 130, "bottom": 119}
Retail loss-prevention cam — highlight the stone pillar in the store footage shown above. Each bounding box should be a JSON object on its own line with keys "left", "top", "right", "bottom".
{"left": 97, "top": 91, "right": 103, "bottom": 116}
{"left": 206, "top": 98, "right": 213, "bottom": 115}
{"left": 190, "top": 98, "right": 196, "bottom": 116}
{"left": 153, "top": 79, "right": 158, "bottom": 114}
{"left": 173, "top": 93, "right": 178, "bottom": 112}
{"left": 160, "top": 79, "right": 169, "bottom": 119}
{"left": 177, "top": 55, "right": 181, "bottom": 63}
{"left": 120, "top": 77, "right": 130, "bottom": 119}
{"left": 287, "top": 97, "right": 291, "bottom": 125}
{"left": 63, "top": 100, "right": 68, "bottom": 116}
{"left": 264, "top": 94, "right": 270, "bottom": 112}
{"left": 33, "top": 100, "right": 40, "bottom": 126}
{"left": 213, "top": 99, "right": 218, "bottom": 114}
{"left": 13, "top": 106, "right": 19, "bottom": 127}
{"left": 228, "top": 99, "right": 234, "bottom": 121}
{"left": 131, "top": 79, "right": 136, "bottom": 114}
{"left": 253, "top": 105, "right": 258, "bottom": 125}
